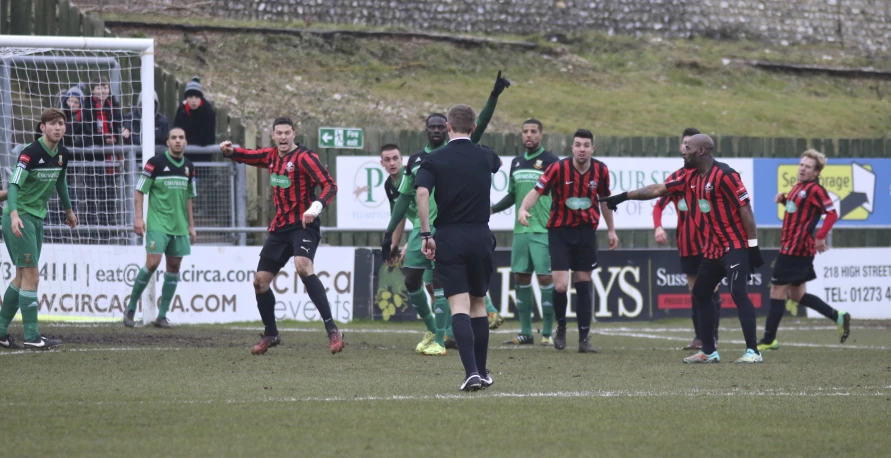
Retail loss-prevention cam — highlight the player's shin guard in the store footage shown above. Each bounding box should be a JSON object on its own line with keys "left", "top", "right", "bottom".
{"left": 18, "top": 290, "right": 39, "bottom": 341}
{"left": 540, "top": 283, "right": 554, "bottom": 337}
{"left": 451, "top": 313, "right": 478, "bottom": 378}
{"left": 553, "top": 289, "right": 568, "bottom": 328}
{"left": 515, "top": 283, "right": 534, "bottom": 337}
{"left": 799, "top": 293, "right": 839, "bottom": 321}
{"left": 470, "top": 316, "right": 489, "bottom": 374}
{"left": 158, "top": 272, "right": 179, "bottom": 319}
{"left": 712, "top": 290, "right": 722, "bottom": 341}
{"left": 574, "top": 282, "right": 593, "bottom": 342}
{"left": 762, "top": 298, "right": 786, "bottom": 343}
{"left": 127, "top": 267, "right": 152, "bottom": 312}
{"left": 433, "top": 289, "right": 449, "bottom": 346}
{"left": 301, "top": 274, "right": 338, "bottom": 334}
{"left": 256, "top": 289, "right": 278, "bottom": 337}
{"left": 0, "top": 284, "right": 21, "bottom": 334}
{"left": 408, "top": 288, "right": 436, "bottom": 334}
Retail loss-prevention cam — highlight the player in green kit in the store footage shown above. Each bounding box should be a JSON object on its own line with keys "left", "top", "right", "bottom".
{"left": 381, "top": 71, "right": 510, "bottom": 355}
{"left": 123, "top": 127, "right": 197, "bottom": 328}
{"left": 491, "top": 119, "right": 559, "bottom": 345}
{"left": 0, "top": 109, "right": 78, "bottom": 350}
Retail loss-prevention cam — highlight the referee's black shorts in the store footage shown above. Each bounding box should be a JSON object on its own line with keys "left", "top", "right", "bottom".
{"left": 771, "top": 254, "right": 816, "bottom": 286}
{"left": 680, "top": 254, "right": 703, "bottom": 276}
{"left": 433, "top": 223, "right": 495, "bottom": 298}
{"left": 548, "top": 226, "right": 598, "bottom": 272}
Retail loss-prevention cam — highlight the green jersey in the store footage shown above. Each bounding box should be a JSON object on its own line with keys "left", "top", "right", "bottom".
{"left": 398, "top": 144, "right": 442, "bottom": 227}
{"left": 6, "top": 137, "right": 70, "bottom": 219}
{"left": 508, "top": 147, "right": 559, "bottom": 233}
{"left": 136, "top": 151, "right": 196, "bottom": 236}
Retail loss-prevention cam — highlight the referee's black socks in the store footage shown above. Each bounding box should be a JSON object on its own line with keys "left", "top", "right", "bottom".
{"left": 470, "top": 316, "right": 489, "bottom": 375}
{"left": 256, "top": 289, "right": 277, "bottom": 337}
{"left": 452, "top": 313, "right": 478, "bottom": 378}
{"left": 301, "top": 274, "right": 339, "bottom": 334}
{"left": 574, "top": 282, "right": 593, "bottom": 342}
{"left": 553, "top": 289, "right": 568, "bottom": 329}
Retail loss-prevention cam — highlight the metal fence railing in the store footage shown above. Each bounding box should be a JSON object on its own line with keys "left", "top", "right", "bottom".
{"left": 2, "top": 144, "right": 247, "bottom": 246}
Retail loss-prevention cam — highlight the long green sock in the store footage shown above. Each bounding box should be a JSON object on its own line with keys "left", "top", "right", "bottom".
{"left": 515, "top": 283, "right": 534, "bottom": 337}
{"left": 485, "top": 296, "right": 497, "bottom": 314}
{"left": 408, "top": 288, "right": 436, "bottom": 333}
{"left": 18, "top": 290, "right": 39, "bottom": 341}
{"left": 127, "top": 267, "right": 153, "bottom": 312}
{"left": 0, "top": 284, "right": 21, "bottom": 335}
{"left": 540, "top": 283, "right": 555, "bottom": 337}
{"left": 158, "top": 272, "right": 179, "bottom": 319}
{"left": 433, "top": 289, "right": 449, "bottom": 346}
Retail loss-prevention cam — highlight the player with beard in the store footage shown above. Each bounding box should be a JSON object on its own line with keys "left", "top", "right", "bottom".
{"left": 380, "top": 71, "right": 510, "bottom": 355}
{"left": 603, "top": 134, "right": 765, "bottom": 363}
{"left": 653, "top": 127, "right": 721, "bottom": 350}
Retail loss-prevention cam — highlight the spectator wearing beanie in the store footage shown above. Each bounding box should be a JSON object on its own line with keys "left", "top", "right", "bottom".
{"left": 58, "top": 86, "right": 94, "bottom": 148}
{"left": 174, "top": 76, "right": 216, "bottom": 148}
{"left": 122, "top": 90, "right": 170, "bottom": 146}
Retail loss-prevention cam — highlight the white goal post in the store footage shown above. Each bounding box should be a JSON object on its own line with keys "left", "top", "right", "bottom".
{"left": 0, "top": 36, "right": 158, "bottom": 325}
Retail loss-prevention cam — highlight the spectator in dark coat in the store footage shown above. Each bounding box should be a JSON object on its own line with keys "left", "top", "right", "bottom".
{"left": 57, "top": 86, "right": 94, "bottom": 148}
{"left": 174, "top": 76, "right": 216, "bottom": 147}
{"left": 122, "top": 90, "right": 170, "bottom": 146}
{"left": 85, "top": 76, "right": 123, "bottom": 146}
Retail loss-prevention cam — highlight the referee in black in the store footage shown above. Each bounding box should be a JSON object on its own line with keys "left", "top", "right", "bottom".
{"left": 416, "top": 104, "right": 501, "bottom": 392}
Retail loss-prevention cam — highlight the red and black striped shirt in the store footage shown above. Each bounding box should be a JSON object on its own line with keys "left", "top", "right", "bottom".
{"left": 779, "top": 180, "right": 837, "bottom": 256}
{"left": 230, "top": 145, "right": 337, "bottom": 232}
{"left": 655, "top": 167, "right": 702, "bottom": 257}
{"left": 534, "top": 158, "right": 611, "bottom": 229}
{"left": 665, "top": 162, "right": 750, "bottom": 259}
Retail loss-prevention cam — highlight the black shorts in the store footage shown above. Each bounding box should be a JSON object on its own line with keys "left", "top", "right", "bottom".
{"left": 692, "top": 249, "right": 748, "bottom": 301}
{"left": 257, "top": 227, "right": 321, "bottom": 274}
{"left": 433, "top": 224, "right": 495, "bottom": 298}
{"left": 771, "top": 254, "right": 816, "bottom": 286}
{"left": 548, "top": 226, "right": 597, "bottom": 272}
{"left": 679, "top": 254, "right": 703, "bottom": 276}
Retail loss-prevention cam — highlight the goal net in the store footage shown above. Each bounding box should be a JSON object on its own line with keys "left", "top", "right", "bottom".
{"left": 0, "top": 36, "right": 158, "bottom": 325}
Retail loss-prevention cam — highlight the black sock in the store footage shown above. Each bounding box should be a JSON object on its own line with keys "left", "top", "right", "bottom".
{"left": 256, "top": 289, "right": 277, "bottom": 337}
{"left": 302, "top": 274, "right": 338, "bottom": 334}
{"left": 451, "top": 313, "right": 478, "bottom": 378}
{"left": 553, "top": 290, "right": 568, "bottom": 328}
{"left": 732, "top": 294, "right": 759, "bottom": 352}
{"left": 470, "top": 317, "right": 489, "bottom": 375}
{"left": 694, "top": 292, "right": 716, "bottom": 353}
{"left": 690, "top": 293, "right": 701, "bottom": 340}
{"left": 799, "top": 293, "right": 838, "bottom": 322}
{"left": 712, "top": 291, "right": 722, "bottom": 341}
{"left": 762, "top": 298, "right": 786, "bottom": 343}
{"left": 574, "top": 282, "right": 592, "bottom": 341}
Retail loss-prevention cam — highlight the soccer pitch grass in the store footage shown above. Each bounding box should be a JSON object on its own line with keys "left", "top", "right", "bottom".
{"left": 2, "top": 319, "right": 889, "bottom": 457}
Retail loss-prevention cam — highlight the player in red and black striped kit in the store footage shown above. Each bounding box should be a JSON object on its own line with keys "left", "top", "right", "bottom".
{"left": 518, "top": 129, "right": 619, "bottom": 353}
{"left": 220, "top": 117, "right": 344, "bottom": 355}
{"left": 652, "top": 127, "right": 721, "bottom": 350}
{"left": 758, "top": 149, "right": 850, "bottom": 351}
{"left": 603, "top": 134, "right": 765, "bottom": 364}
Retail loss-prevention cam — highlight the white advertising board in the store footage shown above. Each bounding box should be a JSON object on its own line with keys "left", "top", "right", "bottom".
{"left": 0, "top": 245, "right": 356, "bottom": 323}
{"left": 337, "top": 156, "right": 754, "bottom": 230}
{"left": 809, "top": 248, "right": 891, "bottom": 319}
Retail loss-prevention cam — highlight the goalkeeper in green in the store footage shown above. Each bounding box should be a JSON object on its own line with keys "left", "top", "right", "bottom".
{"left": 123, "top": 127, "right": 197, "bottom": 328}
{"left": 490, "top": 119, "right": 559, "bottom": 345}
{"left": 380, "top": 71, "right": 510, "bottom": 355}
{"left": 0, "top": 109, "right": 78, "bottom": 351}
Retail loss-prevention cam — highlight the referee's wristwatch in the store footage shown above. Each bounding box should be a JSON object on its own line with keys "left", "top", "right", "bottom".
{"left": 419, "top": 232, "right": 432, "bottom": 239}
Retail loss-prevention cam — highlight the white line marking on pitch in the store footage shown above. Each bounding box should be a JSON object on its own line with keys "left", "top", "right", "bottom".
{"left": 0, "top": 347, "right": 181, "bottom": 356}
{"left": 598, "top": 330, "right": 889, "bottom": 350}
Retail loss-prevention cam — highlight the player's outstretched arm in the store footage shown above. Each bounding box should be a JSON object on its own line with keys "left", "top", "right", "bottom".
{"left": 219, "top": 140, "right": 270, "bottom": 168}
{"left": 600, "top": 183, "right": 669, "bottom": 211}
{"left": 490, "top": 192, "right": 515, "bottom": 215}
{"left": 471, "top": 70, "right": 511, "bottom": 144}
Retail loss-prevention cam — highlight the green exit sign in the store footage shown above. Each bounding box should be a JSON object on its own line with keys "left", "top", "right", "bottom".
{"left": 318, "top": 127, "right": 364, "bottom": 149}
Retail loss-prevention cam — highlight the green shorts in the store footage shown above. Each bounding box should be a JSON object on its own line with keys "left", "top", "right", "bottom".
{"left": 404, "top": 227, "right": 435, "bottom": 271}
{"left": 2, "top": 212, "right": 43, "bottom": 267}
{"left": 511, "top": 232, "right": 551, "bottom": 275}
{"left": 145, "top": 231, "right": 191, "bottom": 257}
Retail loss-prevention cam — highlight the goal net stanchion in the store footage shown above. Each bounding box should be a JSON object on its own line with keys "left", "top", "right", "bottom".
{"left": 0, "top": 36, "right": 157, "bottom": 325}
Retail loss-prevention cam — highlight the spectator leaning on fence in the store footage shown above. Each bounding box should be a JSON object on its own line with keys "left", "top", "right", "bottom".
{"left": 58, "top": 86, "right": 94, "bottom": 148}
{"left": 174, "top": 76, "right": 216, "bottom": 148}
{"left": 86, "top": 76, "right": 123, "bottom": 146}
{"left": 122, "top": 90, "right": 170, "bottom": 147}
